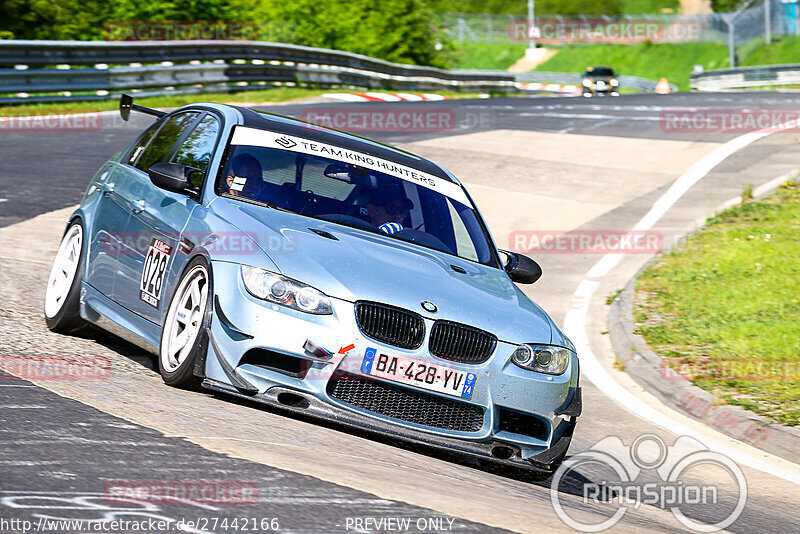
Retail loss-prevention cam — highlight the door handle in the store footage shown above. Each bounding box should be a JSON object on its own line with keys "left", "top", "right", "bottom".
{"left": 102, "top": 182, "right": 115, "bottom": 196}
{"left": 131, "top": 199, "right": 146, "bottom": 214}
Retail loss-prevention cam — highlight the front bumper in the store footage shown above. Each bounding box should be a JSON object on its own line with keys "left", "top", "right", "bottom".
{"left": 202, "top": 378, "right": 579, "bottom": 473}
{"left": 204, "top": 261, "right": 581, "bottom": 471}
{"left": 583, "top": 85, "right": 619, "bottom": 96}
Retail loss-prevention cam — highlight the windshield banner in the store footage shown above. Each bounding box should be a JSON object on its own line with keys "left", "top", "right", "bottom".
{"left": 230, "top": 126, "right": 470, "bottom": 205}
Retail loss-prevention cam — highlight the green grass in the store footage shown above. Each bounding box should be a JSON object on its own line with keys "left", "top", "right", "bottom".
{"left": 534, "top": 41, "right": 729, "bottom": 91}
{"left": 0, "top": 87, "right": 330, "bottom": 117}
{"left": 741, "top": 35, "right": 800, "bottom": 67}
{"left": 636, "top": 180, "right": 800, "bottom": 426}
{"left": 620, "top": 0, "right": 679, "bottom": 14}
{"left": 450, "top": 42, "right": 529, "bottom": 70}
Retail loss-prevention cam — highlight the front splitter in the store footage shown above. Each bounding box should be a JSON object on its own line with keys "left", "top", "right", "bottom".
{"left": 201, "top": 378, "right": 576, "bottom": 475}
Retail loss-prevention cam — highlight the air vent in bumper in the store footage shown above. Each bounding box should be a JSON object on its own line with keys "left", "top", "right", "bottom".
{"left": 327, "top": 371, "right": 484, "bottom": 432}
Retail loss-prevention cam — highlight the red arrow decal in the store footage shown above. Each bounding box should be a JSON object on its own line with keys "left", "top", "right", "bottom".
{"left": 338, "top": 344, "right": 355, "bottom": 354}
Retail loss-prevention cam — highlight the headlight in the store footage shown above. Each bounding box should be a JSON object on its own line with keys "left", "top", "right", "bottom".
{"left": 582, "top": 79, "right": 592, "bottom": 87}
{"left": 511, "top": 344, "right": 571, "bottom": 375}
{"left": 610, "top": 79, "right": 619, "bottom": 86}
{"left": 240, "top": 266, "right": 333, "bottom": 314}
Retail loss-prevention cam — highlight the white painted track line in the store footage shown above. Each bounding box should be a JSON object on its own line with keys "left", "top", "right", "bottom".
{"left": 565, "top": 123, "right": 800, "bottom": 486}
{"left": 587, "top": 130, "right": 772, "bottom": 279}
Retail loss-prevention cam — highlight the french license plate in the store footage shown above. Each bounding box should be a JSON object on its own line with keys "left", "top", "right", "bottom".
{"left": 360, "top": 348, "right": 476, "bottom": 399}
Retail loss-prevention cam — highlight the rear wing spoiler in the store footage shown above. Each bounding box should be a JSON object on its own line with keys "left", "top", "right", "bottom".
{"left": 119, "top": 93, "right": 166, "bottom": 121}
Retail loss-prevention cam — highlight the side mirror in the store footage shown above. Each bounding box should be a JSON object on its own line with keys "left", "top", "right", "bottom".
{"left": 499, "top": 249, "right": 542, "bottom": 284}
{"left": 147, "top": 162, "right": 201, "bottom": 197}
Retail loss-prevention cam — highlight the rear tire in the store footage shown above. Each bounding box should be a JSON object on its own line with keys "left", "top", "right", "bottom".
{"left": 158, "top": 257, "right": 211, "bottom": 389}
{"left": 44, "top": 219, "right": 90, "bottom": 334}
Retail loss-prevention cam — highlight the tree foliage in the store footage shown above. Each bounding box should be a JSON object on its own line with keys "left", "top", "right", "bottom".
{"left": 0, "top": 0, "right": 237, "bottom": 39}
{"left": 0, "top": 0, "right": 450, "bottom": 66}
{"left": 236, "top": 0, "right": 448, "bottom": 66}
{"left": 425, "top": 0, "right": 623, "bottom": 16}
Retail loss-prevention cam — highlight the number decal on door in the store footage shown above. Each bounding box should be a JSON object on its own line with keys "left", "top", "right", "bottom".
{"left": 139, "top": 238, "right": 173, "bottom": 308}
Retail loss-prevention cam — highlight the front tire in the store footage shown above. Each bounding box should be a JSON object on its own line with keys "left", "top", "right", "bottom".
{"left": 44, "top": 219, "right": 90, "bottom": 334}
{"left": 158, "top": 257, "right": 211, "bottom": 388}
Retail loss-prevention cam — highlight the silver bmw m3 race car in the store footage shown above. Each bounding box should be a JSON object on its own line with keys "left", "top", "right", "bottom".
{"left": 44, "top": 95, "right": 582, "bottom": 477}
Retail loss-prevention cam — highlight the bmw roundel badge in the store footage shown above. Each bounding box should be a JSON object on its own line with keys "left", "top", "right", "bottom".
{"left": 421, "top": 301, "right": 438, "bottom": 313}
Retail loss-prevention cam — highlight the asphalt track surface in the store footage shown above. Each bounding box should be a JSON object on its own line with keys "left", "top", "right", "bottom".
{"left": 7, "top": 90, "right": 800, "bottom": 228}
{"left": 1, "top": 92, "right": 799, "bottom": 533}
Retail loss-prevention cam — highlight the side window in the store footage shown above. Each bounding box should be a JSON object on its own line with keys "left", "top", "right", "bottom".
{"left": 126, "top": 122, "right": 161, "bottom": 166}
{"left": 172, "top": 115, "right": 220, "bottom": 188}
{"left": 447, "top": 200, "right": 480, "bottom": 262}
{"left": 134, "top": 112, "right": 200, "bottom": 173}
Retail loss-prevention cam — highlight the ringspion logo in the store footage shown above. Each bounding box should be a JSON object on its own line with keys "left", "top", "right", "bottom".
{"left": 551, "top": 434, "right": 747, "bottom": 532}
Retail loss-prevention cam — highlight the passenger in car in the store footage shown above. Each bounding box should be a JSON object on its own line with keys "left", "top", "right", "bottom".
{"left": 225, "top": 154, "right": 263, "bottom": 197}
{"left": 365, "top": 192, "right": 413, "bottom": 234}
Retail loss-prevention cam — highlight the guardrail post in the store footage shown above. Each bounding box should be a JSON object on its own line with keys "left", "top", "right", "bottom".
{"left": 766, "top": 0, "right": 772, "bottom": 44}
{"left": 726, "top": 15, "right": 736, "bottom": 68}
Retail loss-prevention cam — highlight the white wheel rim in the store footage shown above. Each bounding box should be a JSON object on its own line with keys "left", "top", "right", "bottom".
{"left": 161, "top": 265, "right": 208, "bottom": 373}
{"left": 45, "top": 224, "right": 83, "bottom": 318}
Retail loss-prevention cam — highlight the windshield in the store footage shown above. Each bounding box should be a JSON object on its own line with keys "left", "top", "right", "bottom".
{"left": 585, "top": 67, "right": 614, "bottom": 77}
{"left": 217, "top": 127, "right": 498, "bottom": 266}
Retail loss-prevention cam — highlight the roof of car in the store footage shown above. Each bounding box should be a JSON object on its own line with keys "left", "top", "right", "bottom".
{"left": 230, "top": 105, "right": 457, "bottom": 182}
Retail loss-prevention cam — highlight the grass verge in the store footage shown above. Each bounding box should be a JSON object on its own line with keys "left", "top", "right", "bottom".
{"left": 534, "top": 41, "right": 729, "bottom": 91}
{"left": 0, "top": 87, "right": 329, "bottom": 117}
{"left": 0, "top": 87, "right": 493, "bottom": 117}
{"left": 450, "top": 42, "right": 529, "bottom": 70}
{"left": 635, "top": 179, "right": 800, "bottom": 426}
{"left": 620, "top": 0, "right": 679, "bottom": 14}
{"left": 741, "top": 35, "right": 800, "bottom": 67}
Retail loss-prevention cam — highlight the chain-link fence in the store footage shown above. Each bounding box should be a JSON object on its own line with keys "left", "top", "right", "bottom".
{"left": 440, "top": 0, "right": 798, "bottom": 46}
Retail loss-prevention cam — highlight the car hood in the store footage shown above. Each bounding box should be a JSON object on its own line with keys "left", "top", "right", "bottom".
{"left": 217, "top": 200, "right": 555, "bottom": 344}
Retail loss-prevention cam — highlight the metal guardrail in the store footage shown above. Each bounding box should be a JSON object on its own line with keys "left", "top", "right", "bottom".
{"left": 691, "top": 63, "right": 800, "bottom": 91}
{"left": 0, "top": 40, "right": 670, "bottom": 104}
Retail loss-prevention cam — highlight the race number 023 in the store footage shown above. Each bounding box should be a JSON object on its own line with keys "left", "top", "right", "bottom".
{"left": 140, "top": 238, "right": 172, "bottom": 307}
